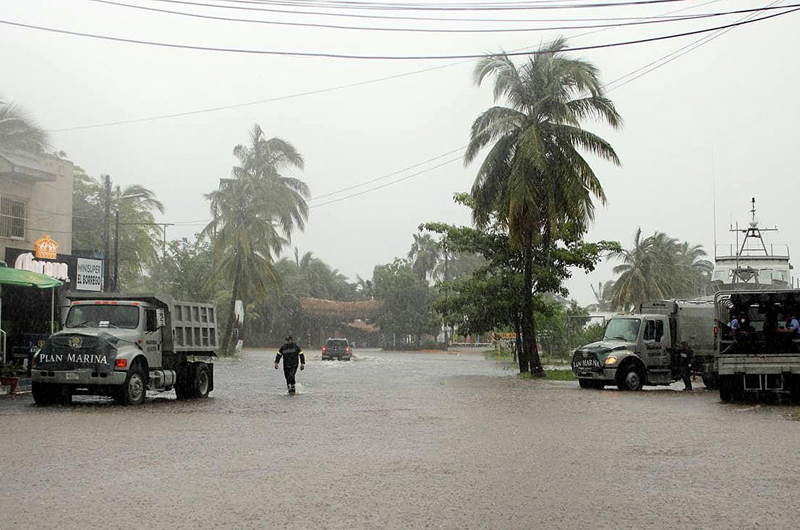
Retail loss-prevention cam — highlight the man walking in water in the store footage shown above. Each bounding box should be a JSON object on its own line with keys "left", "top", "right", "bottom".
{"left": 275, "top": 335, "right": 305, "bottom": 393}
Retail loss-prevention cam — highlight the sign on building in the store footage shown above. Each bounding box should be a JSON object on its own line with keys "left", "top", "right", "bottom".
{"left": 76, "top": 258, "right": 103, "bottom": 292}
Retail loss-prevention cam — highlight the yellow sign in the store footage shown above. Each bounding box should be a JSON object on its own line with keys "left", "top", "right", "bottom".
{"left": 34, "top": 235, "right": 59, "bottom": 260}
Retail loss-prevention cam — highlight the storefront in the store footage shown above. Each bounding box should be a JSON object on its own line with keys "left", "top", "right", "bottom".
{"left": 1, "top": 235, "right": 103, "bottom": 370}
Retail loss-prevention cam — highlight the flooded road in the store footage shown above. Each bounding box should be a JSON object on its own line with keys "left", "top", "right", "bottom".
{"left": 1, "top": 348, "right": 799, "bottom": 529}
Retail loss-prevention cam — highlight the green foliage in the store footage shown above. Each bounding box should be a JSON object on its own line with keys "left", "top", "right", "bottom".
{"left": 465, "top": 38, "right": 621, "bottom": 374}
{"left": 71, "top": 167, "right": 164, "bottom": 290}
{"left": 372, "top": 259, "right": 433, "bottom": 348}
{"left": 145, "top": 236, "right": 216, "bottom": 301}
{"left": 608, "top": 229, "right": 713, "bottom": 311}
{"left": 204, "top": 124, "right": 309, "bottom": 354}
{"left": 248, "top": 250, "right": 359, "bottom": 346}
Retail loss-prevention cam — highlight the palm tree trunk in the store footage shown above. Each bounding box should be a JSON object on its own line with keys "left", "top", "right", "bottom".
{"left": 220, "top": 252, "right": 243, "bottom": 355}
{"left": 528, "top": 226, "right": 547, "bottom": 376}
{"left": 521, "top": 230, "right": 535, "bottom": 374}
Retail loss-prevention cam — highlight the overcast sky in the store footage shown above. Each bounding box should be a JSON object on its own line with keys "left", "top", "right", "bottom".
{"left": 2, "top": 0, "right": 799, "bottom": 305}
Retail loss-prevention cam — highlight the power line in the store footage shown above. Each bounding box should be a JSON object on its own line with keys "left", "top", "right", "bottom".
{"left": 604, "top": 0, "right": 785, "bottom": 91}
{"left": 125, "top": 0, "right": 727, "bottom": 23}
{"left": 131, "top": 0, "right": 696, "bottom": 13}
{"left": 83, "top": 0, "right": 783, "bottom": 34}
{"left": 3, "top": 6, "right": 798, "bottom": 60}
{"left": 46, "top": 0, "right": 726, "bottom": 132}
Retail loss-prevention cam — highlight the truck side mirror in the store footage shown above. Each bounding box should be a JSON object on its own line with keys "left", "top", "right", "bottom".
{"left": 156, "top": 309, "right": 165, "bottom": 329}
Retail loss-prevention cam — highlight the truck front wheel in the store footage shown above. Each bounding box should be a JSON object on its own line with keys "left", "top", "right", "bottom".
{"left": 32, "top": 382, "right": 56, "bottom": 406}
{"left": 116, "top": 367, "right": 146, "bottom": 406}
{"left": 578, "top": 378, "right": 591, "bottom": 389}
{"left": 617, "top": 364, "right": 644, "bottom": 391}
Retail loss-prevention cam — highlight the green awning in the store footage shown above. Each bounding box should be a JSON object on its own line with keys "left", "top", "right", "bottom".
{"left": 0, "top": 267, "right": 63, "bottom": 289}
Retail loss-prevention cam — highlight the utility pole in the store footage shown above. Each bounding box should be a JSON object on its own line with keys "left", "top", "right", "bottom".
{"left": 113, "top": 211, "right": 120, "bottom": 292}
{"left": 103, "top": 174, "right": 111, "bottom": 292}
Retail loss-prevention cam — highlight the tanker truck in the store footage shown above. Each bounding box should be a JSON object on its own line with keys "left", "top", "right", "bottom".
{"left": 31, "top": 293, "right": 217, "bottom": 406}
{"left": 572, "top": 299, "right": 716, "bottom": 390}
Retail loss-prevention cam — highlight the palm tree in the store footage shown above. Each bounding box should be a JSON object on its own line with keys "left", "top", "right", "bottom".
{"left": 609, "top": 230, "right": 711, "bottom": 310}
{"left": 204, "top": 124, "right": 309, "bottom": 354}
{"left": 0, "top": 98, "right": 50, "bottom": 153}
{"left": 407, "top": 233, "right": 442, "bottom": 282}
{"left": 466, "top": 38, "right": 622, "bottom": 374}
{"left": 609, "top": 228, "right": 668, "bottom": 311}
{"left": 676, "top": 241, "right": 713, "bottom": 297}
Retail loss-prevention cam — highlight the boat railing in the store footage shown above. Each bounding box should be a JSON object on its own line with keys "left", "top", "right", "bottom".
{"left": 714, "top": 243, "right": 790, "bottom": 260}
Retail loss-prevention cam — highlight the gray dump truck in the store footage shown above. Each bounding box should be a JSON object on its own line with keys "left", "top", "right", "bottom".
{"left": 32, "top": 293, "right": 217, "bottom": 406}
{"left": 716, "top": 289, "right": 800, "bottom": 403}
{"left": 572, "top": 300, "right": 716, "bottom": 390}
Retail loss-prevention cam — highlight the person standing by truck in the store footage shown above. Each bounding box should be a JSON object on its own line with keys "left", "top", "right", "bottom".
{"left": 677, "top": 341, "right": 694, "bottom": 391}
{"left": 274, "top": 335, "right": 305, "bottom": 394}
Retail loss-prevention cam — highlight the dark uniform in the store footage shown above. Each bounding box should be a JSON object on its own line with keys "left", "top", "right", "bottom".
{"left": 275, "top": 336, "right": 305, "bottom": 393}
{"left": 678, "top": 342, "right": 694, "bottom": 391}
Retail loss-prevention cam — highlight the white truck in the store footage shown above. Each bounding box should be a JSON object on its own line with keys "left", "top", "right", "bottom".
{"left": 32, "top": 293, "right": 217, "bottom": 406}
{"left": 571, "top": 300, "right": 716, "bottom": 390}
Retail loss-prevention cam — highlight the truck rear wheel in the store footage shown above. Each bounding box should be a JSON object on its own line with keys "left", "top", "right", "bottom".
{"left": 617, "top": 364, "right": 644, "bottom": 391}
{"left": 32, "top": 382, "right": 56, "bottom": 406}
{"left": 116, "top": 367, "right": 146, "bottom": 406}
{"left": 191, "top": 362, "right": 210, "bottom": 399}
{"left": 719, "top": 376, "right": 733, "bottom": 402}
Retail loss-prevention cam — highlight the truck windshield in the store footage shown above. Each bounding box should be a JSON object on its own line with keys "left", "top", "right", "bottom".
{"left": 603, "top": 318, "right": 641, "bottom": 342}
{"left": 65, "top": 305, "right": 140, "bottom": 330}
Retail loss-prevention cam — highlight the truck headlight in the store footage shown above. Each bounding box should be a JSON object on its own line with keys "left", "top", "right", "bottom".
{"left": 604, "top": 355, "right": 618, "bottom": 366}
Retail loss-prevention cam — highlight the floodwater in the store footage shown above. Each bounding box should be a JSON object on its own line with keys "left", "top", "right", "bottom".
{"left": 1, "top": 348, "right": 799, "bottom": 529}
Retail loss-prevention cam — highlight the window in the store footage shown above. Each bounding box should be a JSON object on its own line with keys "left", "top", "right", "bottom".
{"left": 0, "top": 197, "right": 25, "bottom": 239}
{"left": 643, "top": 320, "right": 664, "bottom": 342}
{"left": 145, "top": 309, "right": 158, "bottom": 332}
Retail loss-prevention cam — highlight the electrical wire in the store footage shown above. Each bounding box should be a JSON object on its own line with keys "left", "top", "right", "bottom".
{"left": 138, "top": 0, "right": 695, "bottom": 13}
{"left": 82, "top": 0, "right": 787, "bottom": 34}
{"left": 119, "top": 0, "right": 729, "bottom": 23}
{"left": 2, "top": 6, "right": 797, "bottom": 60}
{"left": 604, "top": 0, "right": 784, "bottom": 91}
{"left": 45, "top": 0, "right": 727, "bottom": 132}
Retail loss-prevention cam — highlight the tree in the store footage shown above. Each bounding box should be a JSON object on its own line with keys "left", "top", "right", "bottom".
{"left": 0, "top": 98, "right": 49, "bottom": 153}
{"left": 72, "top": 167, "right": 164, "bottom": 290}
{"left": 407, "top": 233, "right": 442, "bottom": 283}
{"left": 423, "top": 198, "right": 618, "bottom": 372}
{"left": 372, "top": 259, "right": 433, "bottom": 349}
{"left": 204, "top": 125, "right": 309, "bottom": 355}
{"left": 466, "top": 38, "right": 622, "bottom": 375}
{"left": 609, "top": 229, "right": 712, "bottom": 310}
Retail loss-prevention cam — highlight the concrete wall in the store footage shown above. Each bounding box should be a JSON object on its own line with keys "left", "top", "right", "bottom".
{"left": 0, "top": 155, "right": 74, "bottom": 260}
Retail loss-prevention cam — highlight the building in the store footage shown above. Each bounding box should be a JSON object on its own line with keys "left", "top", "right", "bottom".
{"left": 0, "top": 149, "right": 103, "bottom": 369}
{"left": 0, "top": 148, "right": 74, "bottom": 259}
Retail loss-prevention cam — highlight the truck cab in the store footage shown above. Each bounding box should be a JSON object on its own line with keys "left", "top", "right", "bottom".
{"left": 31, "top": 293, "right": 217, "bottom": 406}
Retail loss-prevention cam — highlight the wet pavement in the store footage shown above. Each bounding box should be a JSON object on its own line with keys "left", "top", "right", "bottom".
{"left": 1, "top": 348, "right": 799, "bottom": 529}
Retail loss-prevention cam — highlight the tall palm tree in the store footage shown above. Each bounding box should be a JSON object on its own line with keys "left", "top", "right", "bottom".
{"left": 0, "top": 98, "right": 50, "bottom": 153}
{"left": 407, "top": 233, "right": 441, "bottom": 282}
{"left": 466, "top": 38, "right": 621, "bottom": 374}
{"left": 204, "top": 124, "right": 309, "bottom": 354}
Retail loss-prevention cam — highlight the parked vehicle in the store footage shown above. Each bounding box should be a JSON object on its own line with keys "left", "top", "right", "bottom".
{"left": 572, "top": 300, "right": 716, "bottom": 390}
{"left": 31, "top": 293, "right": 217, "bottom": 406}
{"left": 716, "top": 289, "right": 800, "bottom": 403}
{"left": 322, "top": 338, "right": 352, "bottom": 361}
